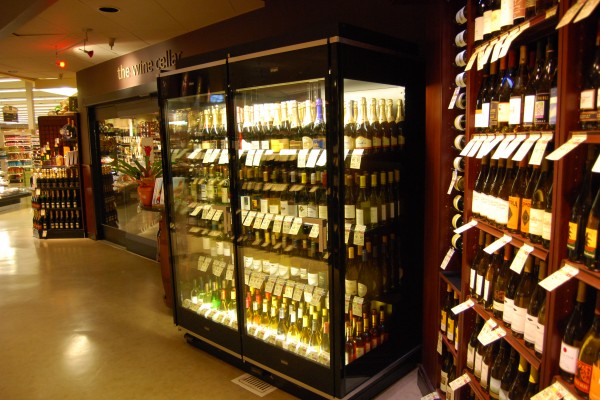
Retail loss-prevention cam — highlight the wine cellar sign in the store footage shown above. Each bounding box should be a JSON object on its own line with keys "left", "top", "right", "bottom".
{"left": 117, "top": 49, "right": 183, "bottom": 80}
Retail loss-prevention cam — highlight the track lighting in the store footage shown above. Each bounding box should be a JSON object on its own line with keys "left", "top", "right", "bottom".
{"left": 78, "top": 28, "right": 94, "bottom": 58}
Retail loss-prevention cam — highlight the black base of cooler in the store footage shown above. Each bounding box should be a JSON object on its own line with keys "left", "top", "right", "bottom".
{"left": 33, "top": 228, "right": 86, "bottom": 239}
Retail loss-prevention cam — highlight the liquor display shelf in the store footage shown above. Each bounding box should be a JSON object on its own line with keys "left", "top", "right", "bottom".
{"left": 559, "top": 259, "right": 600, "bottom": 291}
{"left": 473, "top": 218, "right": 549, "bottom": 261}
{"left": 471, "top": 302, "right": 541, "bottom": 370}
{"left": 32, "top": 228, "right": 85, "bottom": 239}
{"left": 441, "top": 331, "right": 457, "bottom": 360}
{"left": 464, "top": 369, "right": 490, "bottom": 400}
{"left": 441, "top": 271, "right": 462, "bottom": 295}
{"left": 552, "top": 376, "right": 585, "bottom": 400}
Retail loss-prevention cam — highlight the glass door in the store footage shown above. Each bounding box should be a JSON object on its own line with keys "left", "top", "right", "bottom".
{"left": 160, "top": 62, "right": 242, "bottom": 356}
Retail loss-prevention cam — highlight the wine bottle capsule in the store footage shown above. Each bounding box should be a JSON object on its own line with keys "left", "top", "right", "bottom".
{"left": 455, "top": 50, "right": 468, "bottom": 67}
{"left": 456, "top": 92, "right": 467, "bottom": 109}
{"left": 454, "top": 134, "right": 466, "bottom": 151}
{"left": 455, "top": 30, "right": 467, "bottom": 48}
{"left": 453, "top": 195, "right": 464, "bottom": 212}
{"left": 453, "top": 156, "right": 465, "bottom": 172}
{"left": 452, "top": 213, "right": 464, "bottom": 229}
{"left": 451, "top": 233, "right": 463, "bottom": 251}
{"left": 456, "top": 6, "right": 467, "bottom": 25}
{"left": 454, "top": 114, "right": 466, "bottom": 131}
{"left": 455, "top": 72, "right": 467, "bottom": 88}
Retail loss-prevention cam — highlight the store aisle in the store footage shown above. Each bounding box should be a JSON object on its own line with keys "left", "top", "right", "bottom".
{"left": 0, "top": 207, "right": 422, "bottom": 400}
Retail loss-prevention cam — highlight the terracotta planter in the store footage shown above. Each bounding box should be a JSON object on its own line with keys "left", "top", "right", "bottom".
{"left": 137, "top": 184, "right": 154, "bottom": 207}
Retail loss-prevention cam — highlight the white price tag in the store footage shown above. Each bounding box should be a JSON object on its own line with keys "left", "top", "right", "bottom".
{"left": 289, "top": 217, "right": 303, "bottom": 235}
{"left": 475, "top": 135, "right": 497, "bottom": 158}
{"left": 243, "top": 211, "right": 256, "bottom": 226}
{"left": 309, "top": 223, "right": 320, "bottom": 239}
{"left": 546, "top": 5, "right": 558, "bottom": 19}
{"left": 292, "top": 283, "right": 305, "bottom": 302}
{"left": 203, "top": 148, "right": 214, "bottom": 163}
{"left": 557, "top": 0, "right": 588, "bottom": 29}
{"left": 466, "top": 46, "right": 484, "bottom": 71}
{"left": 253, "top": 213, "right": 265, "bottom": 229}
{"left": 260, "top": 213, "right": 274, "bottom": 230}
{"left": 283, "top": 280, "right": 295, "bottom": 298}
{"left": 253, "top": 149, "right": 264, "bottom": 166}
{"left": 273, "top": 278, "right": 285, "bottom": 297}
{"left": 245, "top": 149, "right": 256, "bottom": 166}
{"left": 187, "top": 148, "right": 201, "bottom": 159}
{"left": 225, "top": 265, "right": 234, "bottom": 281}
{"left": 512, "top": 134, "right": 541, "bottom": 162}
{"left": 352, "top": 296, "right": 365, "bottom": 316}
{"left": 282, "top": 216, "right": 294, "bottom": 234}
{"left": 454, "top": 219, "right": 478, "bottom": 234}
{"left": 212, "top": 261, "right": 226, "bottom": 277}
{"left": 447, "top": 170, "right": 458, "bottom": 195}
{"left": 546, "top": 134, "right": 587, "bottom": 161}
{"left": 353, "top": 224, "right": 366, "bottom": 246}
{"left": 306, "top": 149, "right": 321, "bottom": 168}
{"left": 421, "top": 392, "right": 441, "bottom": 400}
{"left": 491, "top": 34, "right": 508, "bottom": 63}
{"left": 484, "top": 234, "right": 512, "bottom": 254}
{"left": 297, "top": 149, "right": 309, "bottom": 168}
{"left": 477, "top": 318, "right": 506, "bottom": 346}
{"left": 190, "top": 205, "right": 203, "bottom": 217}
{"left": 440, "top": 248, "right": 455, "bottom": 270}
{"left": 345, "top": 223, "right": 352, "bottom": 244}
{"left": 316, "top": 149, "right": 327, "bottom": 166}
{"left": 209, "top": 149, "right": 221, "bottom": 163}
{"left": 448, "top": 87, "right": 461, "bottom": 110}
{"left": 350, "top": 149, "right": 364, "bottom": 169}
{"left": 539, "top": 264, "right": 580, "bottom": 292}
{"left": 345, "top": 294, "right": 351, "bottom": 314}
{"left": 477, "top": 134, "right": 505, "bottom": 158}
{"left": 530, "top": 381, "right": 573, "bottom": 400}
{"left": 448, "top": 373, "right": 471, "bottom": 392}
{"left": 593, "top": 153, "right": 600, "bottom": 174}
{"left": 492, "top": 135, "right": 515, "bottom": 159}
{"left": 264, "top": 277, "right": 277, "bottom": 294}
{"left": 218, "top": 149, "right": 229, "bottom": 164}
{"left": 200, "top": 257, "right": 212, "bottom": 272}
{"left": 272, "top": 215, "right": 284, "bottom": 233}
{"left": 311, "top": 287, "right": 325, "bottom": 306}
{"left": 206, "top": 208, "right": 217, "bottom": 220}
{"left": 451, "top": 299, "right": 475, "bottom": 315}
{"left": 529, "top": 133, "right": 553, "bottom": 166}
{"left": 510, "top": 244, "right": 535, "bottom": 274}
{"left": 467, "top": 136, "right": 485, "bottom": 158}
{"left": 197, "top": 256, "right": 206, "bottom": 270}
{"left": 459, "top": 135, "right": 479, "bottom": 157}
{"left": 499, "top": 27, "right": 524, "bottom": 59}
{"left": 477, "top": 44, "right": 492, "bottom": 71}
{"left": 499, "top": 134, "right": 527, "bottom": 158}
{"left": 212, "top": 209, "right": 224, "bottom": 221}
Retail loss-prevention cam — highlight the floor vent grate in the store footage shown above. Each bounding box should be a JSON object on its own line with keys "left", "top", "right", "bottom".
{"left": 232, "top": 373, "right": 277, "bottom": 397}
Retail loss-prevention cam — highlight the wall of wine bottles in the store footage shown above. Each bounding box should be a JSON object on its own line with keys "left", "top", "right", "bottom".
{"left": 31, "top": 165, "right": 84, "bottom": 239}
{"left": 425, "top": 0, "right": 600, "bottom": 399}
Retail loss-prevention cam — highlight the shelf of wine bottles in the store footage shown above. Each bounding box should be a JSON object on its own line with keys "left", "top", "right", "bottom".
{"left": 100, "top": 165, "right": 118, "bottom": 225}
{"left": 441, "top": 282, "right": 460, "bottom": 357}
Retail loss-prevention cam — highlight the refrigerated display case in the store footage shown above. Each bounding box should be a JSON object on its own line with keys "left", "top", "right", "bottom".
{"left": 159, "top": 28, "right": 424, "bottom": 399}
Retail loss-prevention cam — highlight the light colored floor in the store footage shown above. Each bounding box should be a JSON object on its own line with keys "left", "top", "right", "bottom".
{"left": 0, "top": 206, "right": 422, "bottom": 400}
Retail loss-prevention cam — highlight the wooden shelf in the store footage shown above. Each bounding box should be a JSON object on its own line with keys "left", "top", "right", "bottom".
{"left": 441, "top": 271, "right": 461, "bottom": 295}
{"left": 441, "top": 331, "right": 458, "bottom": 360}
{"left": 464, "top": 370, "right": 490, "bottom": 400}
{"left": 471, "top": 301, "right": 541, "bottom": 370}
{"left": 561, "top": 259, "right": 600, "bottom": 291}
{"left": 473, "top": 218, "right": 549, "bottom": 261}
{"left": 570, "top": 130, "right": 600, "bottom": 144}
{"left": 552, "top": 376, "right": 585, "bottom": 400}
{"left": 436, "top": 389, "right": 446, "bottom": 400}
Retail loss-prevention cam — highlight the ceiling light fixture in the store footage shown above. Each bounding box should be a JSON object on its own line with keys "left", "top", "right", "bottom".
{"left": 78, "top": 29, "right": 94, "bottom": 58}
{"left": 98, "top": 6, "right": 119, "bottom": 13}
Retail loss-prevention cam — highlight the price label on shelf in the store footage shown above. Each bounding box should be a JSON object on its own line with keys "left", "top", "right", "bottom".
{"left": 187, "top": 148, "right": 201, "bottom": 159}
{"left": 592, "top": 153, "right": 600, "bottom": 173}
{"left": 311, "top": 287, "right": 326, "bottom": 306}
{"left": 189, "top": 227, "right": 201, "bottom": 234}
{"left": 289, "top": 217, "right": 303, "bottom": 236}
{"left": 440, "top": 248, "right": 455, "bottom": 270}
{"left": 292, "top": 283, "right": 305, "bottom": 302}
{"left": 465, "top": 46, "right": 484, "bottom": 71}
{"left": 529, "top": 133, "right": 553, "bottom": 166}
{"left": 190, "top": 205, "right": 203, "bottom": 217}
{"left": 253, "top": 213, "right": 265, "bottom": 229}
{"left": 297, "top": 149, "right": 309, "bottom": 168}
{"left": 252, "top": 149, "right": 264, "bottom": 166}
{"left": 264, "top": 277, "right": 277, "bottom": 294}
{"left": 249, "top": 272, "right": 265, "bottom": 289}
{"left": 350, "top": 149, "right": 364, "bottom": 169}
{"left": 306, "top": 149, "right": 321, "bottom": 168}
{"left": 492, "top": 135, "right": 515, "bottom": 159}
{"left": 260, "top": 213, "right": 274, "bottom": 230}
{"left": 273, "top": 278, "right": 285, "bottom": 297}
{"left": 282, "top": 216, "right": 294, "bottom": 234}
{"left": 498, "top": 134, "right": 527, "bottom": 159}
{"left": 344, "top": 294, "right": 351, "bottom": 314}
{"left": 421, "top": 392, "right": 441, "bottom": 400}
{"left": 225, "top": 265, "right": 234, "bottom": 281}
{"left": 459, "top": 135, "right": 479, "bottom": 156}
{"left": 206, "top": 208, "right": 217, "bottom": 221}
{"left": 345, "top": 223, "right": 352, "bottom": 244}
{"left": 209, "top": 149, "right": 221, "bottom": 163}
{"left": 539, "top": 264, "right": 580, "bottom": 292}
{"left": 475, "top": 135, "right": 497, "bottom": 158}
{"left": 316, "top": 149, "right": 327, "bottom": 167}
{"left": 243, "top": 211, "right": 256, "bottom": 226}
{"left": 437, "top": 331, "right": 443, "bottom": 355}
{"left": 467, "top": 136, "right": 485, "bottom": 158}
{"left": 203, "top": 148, "right": 215, "bottom": 163}
{"left": 448, "top": 373, "right": 471, "bottom": 392}
{"left": 447, "top": 170, "right": 458, "bottom": 195}
{"left": 218, "top": 149, "right": 229, "bottom": 164}
{"left": 478, "top": 39, "right": 498, "bottom": 70}
{"left": 490, "top": 34, "right": 508, "bottom": 63}
{"left": 512, "top": 133, "right": 541, "bottom": 162}
{"left": 546, "top": 5, "right": 558, "bottom": 19}
{"left": 499, "top": 26, "right": 525, "bottom": 59}
{"left": 454, "top": 219, "right": 478, "bottom": 234}
{"left": 448, "top": 87, "right": 461, "bottom": 110}
{"left": 510, "top": 244, "right": 535, "bottom": 274}
{"left": 478, "top": 318, "right": 506, "bottom": 346}
{"left": 283, "top": 280, "right": 295, "bottom": 298}
{"left": 530, "top": 381, "right": 573, "bottom": 400}
{"left": 546, "top": 134, "right": 587, "bottom": 161}
{"left": 557, "top": 0, "right": 588, "bottom": 29}
{"left": 353, "top": 224, "right": 367, "bottom": 246}
{"left": 451, "top": 298, "right": 475, "bottom": 315}
{"left": 213, "top": 261, "right": 226, "bottom": 277}
{"left": 477, "top": 134, "right": 505, "bottom": 158}
{"left": 272, "top": 215, "right": 284, "bottom": 233}
{"left": 245, "top": 149, "right": 256, "bottom": 166}
{"left": 211, "top": 210, "right": 223, "bottom": 222}
{"left": 200, "top": 257, "right": 212, "bottom": 272}
{"left": 308, "top": 223, "right": 320, "bottom": 239}
{"left": 484, "top": 234, "right": 512, "bottom": 254}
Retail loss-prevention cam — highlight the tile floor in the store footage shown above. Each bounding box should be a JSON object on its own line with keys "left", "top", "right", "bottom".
{"left": 0, "top": 206, "right": 423, "bottom": 399}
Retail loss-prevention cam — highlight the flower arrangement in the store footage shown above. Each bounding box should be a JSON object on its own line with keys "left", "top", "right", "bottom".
{"left": 112, "top": 145, "right": 162, "bottom": 187}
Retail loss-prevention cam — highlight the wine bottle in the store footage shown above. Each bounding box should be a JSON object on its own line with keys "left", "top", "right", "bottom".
{"left": 345, "top": 324, "right": 355, "bottom": 365}
{"left": 369, "top": 99, "right": 382, "bottom": 153}
{"left": 345, "top": 246, "right": 358, "bottom": 297}
{"left": 504, "top": 245, "right": 519, "bottom": 328}
{"left": 499, "top": 347, "right": 519, "bottom": 400}
{"left": 493, "top": 245, "right": 513, "bottom": 319}
{"left": 481, "top": 341, "right": 497, "bottom": 390}
{"left": 524, "top": 260, "right": 546, "bottom": 349}
{"left": 512, "top": 256, "right": 535, "bottom": 338}
{"left": 356, "top": 175, "right": 370, "bottom": 227}
{"left": 379, "top": 100, "right": 391, "bottom": 151}
{"left": 484, "top": 247, "right": 503, "bottom": 310}
{"left": 490, "top": 0, "right": 502, "bottom": 37}
{"left": 343, "top": 101, "right": 355, "bottom": 153}
{"left": 355, "top": 98, "right": 372, "bottom": 153}
{"left": 448, "top": 290, "right": 458, "bottom": 343}
{"left": 520, "top": 163, "right": 540, "bottom": 236}
{"left": 440, "top": 350, "right": 453, "bottom": 393}
{"left": 513, "top": 0, "right": 526, "bottom": 24}
{"left": 474, "top": 338, "right": 486, "bottom": 380}
{"left": 498, "top": 50, "right": 516, "bottom": 133}
{"left": 475, "top": 0, "right": 486, "bottom": 45}
{"left": 446, "top": 365, "right": 456, "bottom": 400}
{"left": 585, "top": 186, "right": 600, "bottom": 271}
{"left": 522, "top": 366, "right": 539, "bottom": 400}
{"left": 489, "top": 340, "right": 509, "bottom": 399}
{"left": 473, "top": 156, "right": 490, "bottom": 219}
{"left": 529, "top": 159, "right": 551, "bottom": 243}
{"left": 476, "top": 234, "right": 494, "bottom": 302}
{"left": 580, "top": 19, "right": 600, "bottom": 130}
{"left": 441, "top": 284, "right": 453, "bottom": 334}
{"left": 369, "top": 173, "right": 381, "bottom": 228}
{"left": 508, "top": 45, "right": 529, "bottom": 132}
{"left": 534, "top": 39, "right": 557, "bottom": 130}
{"left": 560, "top": 281, "right": 590, "bottom": 383}
{"left": 467, "top": 315, "right": 483, "bottom": 372}
{"left": 471, "top": 230, "right": 486, "bottom": 298}
{"left": 475, "top": 64, "right": 491, "bottom": 133}
{"left": 542, "top": 183, "right": 553, "bottom": 249}
{"left": 344, "top": 175, "right": 356, "bottom": 225}
{"left": 483, "top": 0, "right": 494, "bottom": 41}
{"left": 507, "top": 354, "right": 530, "bottom": 400}
{"left": 535, "top": 298, "right": 546, "bottom": 358}
{"left": 481, "top": 158, "right": 498, "bottom": 221}
{"left": 567, "top": 151, "right": 595, "bottom": 262}
{"left": 575, "top": 290, "right": 600, "bottom": 397}
{"left": 495, "top": 158, "right": 516, "bottom": 228}
{"left": 507, "top": 159, "right": 528, "bottom": 233}
{"left": 500, "top": 0, "right": 514, "bottom": 32}
{"left": 486, "top": 61, "right": 500, "bottom": 132}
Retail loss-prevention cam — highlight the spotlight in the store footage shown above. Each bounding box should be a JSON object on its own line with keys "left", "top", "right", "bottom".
{"left": 80, "top": 49, "right": 94, "bottom": 58}
{"left": 56, "top": 60, "right": 66, "bottom": 68}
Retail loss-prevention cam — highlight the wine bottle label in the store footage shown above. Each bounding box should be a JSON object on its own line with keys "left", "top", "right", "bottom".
{"left": 260, "top": 199, "right": 270, "bottom": 214}
{"left": 497, "top": 198, "right": 509, "bottom": 226}
{"left": 357, "top": 282, "right": 368, "bottom": 298}
{"left": 372, "top": 136, "right": 382, "bottom": 148}
{"left": 480, "top": 193, "right": 490, "bottom": 220}
{"left": 345, "top": 204, "right": 356, "bottom": 219}
{"left": 467, "top": 345, "right": 475, "bottom": 369}
{"left": 567, "top": 221, "right": 578, "bottom": 250}
{"left": 520, "top": 198, "right": 531, "bottom": 233}
{"left": 475, "top": 108, "right": 483, "bottom": 128}
{"left": 474, "top": 351, "right": 483, "bottom": 378}
{"left": 356, "top": 209, "right": 366, "bottom": 226}
{"left": 382, "top": 136, "right": 391, "bottom": 148}
{"left": 550, "top": 87, "right": 558, "bottom": 126}
{"left": 542, "top": 211, "right": 552, "bottom": 241}
{"left": 511, "top": 305, "right": 527, "bottom": 334}
{"left": 499, "top": 388, "right": 509, "bottom": 400}
{"left": 307, "top": 204, "right": 318, "bottom": 218}
{"left": 513, "top": 0, "right": 525, "bottom": 20}
{"left": 481, "top": 103, "right": 491, "bottom": 128}
{"left": 269, "top": 204, "right": 280, "bottom": 215}
{"left": 584, "top": 227, "right": 598, "bottom": 259}
{"left": 490, "top": 376, "right": 501, "bottom": 396}
{"left": 476, "top": 274, "right": 484, "bottom": 297}
{"left": 280, "top": 200, "right": 289, "bottom": 215}
{"left": 345, "top": 279, "right": 358, "bottom": 296}
{"left": 447, "top": 318, "right": 455, "bottom": 340}
{"left": 474, "top": 17, "right": 484, "bottom": 42}
{"left": 524, "top": 314, "right": 538, "bottom": 344}
{"left": 302, "top": 136, "right": 313, "bottom": 150}
{"left": 483, "top": 279, "right": 491, "bottom": 303}
{"left": 509, "top": 97, "right": 522, "bottom": 125}
{"left": 370, "top": 207, "right": 378, "bottom": 224}
{"left": 580, "top": 89, "right": 596, "bottom": 110}
{"left": 575, "top": 360, "right": 593, "bottom": 394}
{"left": 490, "top": 101, "right": 499, "bottom": 128}
{"left": 534, "top": 92, "right": 550, "bottom": 124}
{"left": 500, "top": 0, "right": 513, "bottom": 27}
{"left": 472, "top": 191, "right": 481, "bottom": 215}
{"left": 491, "top": 9, "right": 501, "bottom": 33}
{"left": 441, "top": 310, "right": 447, "bottom": 332}
{"left": 560, "top": 342, "right": 580, "bottom": 374}
{"left": 493, "top": 299, "right": 504, "bottom": 313}
{"left": 440, "top": 371, "right": 448, "bottom": 392}
{"left": 318, "top": 205, "right": 328, "bottom": 220}
{"left": 355, "top": 136, "right": 372, "bottom": 149}
{"left": 523, "top": 95, "right": 536, "bottom": 124}
{"left": 507, "top": 196, "right": 520, "bottom": 230}
{"left": 470, "top": 268, "right": 476, "bottom": 292}
{"left": 380, "top": 205, "right": 387, "bottom": 221}
{"left": 481, "top": 362, "right": 490, "bottom": 389}
{"left": 498, "top": 102, "right": 510, "bottom": 123}
{"left": 287, "top": 204, "right": 298, "bottom": 218}
{"left": 483, "top": 10, "right": 493, "bottom": 37}
{"left": 279, "top": 138, "right": 290, "bottom": 149}
{"left": 503, "top": 298, "right": 514, "bottom": 324}
{"left": 355, "top": 346, "right": 365, "bottom": 358}
{"left": 534, "top": 321, "right": 545, "bottom": 354}
{"left": 529, "top": 208, "right": 544, "bottom": 237}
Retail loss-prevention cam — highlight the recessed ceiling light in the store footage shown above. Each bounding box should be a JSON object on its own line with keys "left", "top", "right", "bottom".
{"left": 99, "top": 6, "right": 119, "bottom": 13}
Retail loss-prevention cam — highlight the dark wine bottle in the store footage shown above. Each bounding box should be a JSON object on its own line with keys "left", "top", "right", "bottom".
{"left": 524, "top": 260, "right": 546, "bottom": 349}
{"left": 567, "top": 150, "right": 595, "bottom": 262}
{"left": 499, "top": 347, "right": 519, "bottom": 400}
{"left": 512, "top": 256, "right": 535, "bottom": 339}
{"left": 507, "top": 354, "right": 530, "bottom": 400}
{"left": 575, "top": 290, "right": 600, "bottom": 398}
{"left": 470, "top": 230, "right": 486, "bottom": 298}
{"left": 508, "top": 45, "right": 529, "bottom": 132}
{"left": 580, "top": 20, "right": 600, "bottom": 130}
{"left": 507, "top": 159, "right": 529, "bottom": 233}
{"left": 493, "top": 244, "right": 513, "bottom": 320}
{"left": 529, "top": 159, "right": 551, "bottom": 243}
{"left": 489, "top": 339, "right": 508, "bottom": 399}
{"left": 560, "top": 281, "right": 590, "bottom": 383}
{"left": 584, "top": 186, "right": 600, "bottom": 271}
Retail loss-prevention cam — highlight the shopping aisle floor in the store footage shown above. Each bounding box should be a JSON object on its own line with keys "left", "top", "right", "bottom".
{"left": 0, "top": 207, "right": 422, "bottom": 400}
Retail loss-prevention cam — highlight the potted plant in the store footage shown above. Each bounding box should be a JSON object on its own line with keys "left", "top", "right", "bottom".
{"left": 112, "top": 145, "right": 162, "bottom": 206}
